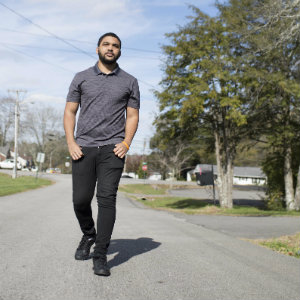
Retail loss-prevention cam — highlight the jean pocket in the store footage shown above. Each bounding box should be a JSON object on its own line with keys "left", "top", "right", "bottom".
{"left": 108, "top": 152, "right": 125, "bottom": 169}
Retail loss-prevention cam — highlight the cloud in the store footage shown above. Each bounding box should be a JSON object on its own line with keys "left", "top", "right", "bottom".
{"left": 0, "top": 0, "right": 218, "bottom": 153}
{"left": 9, "top": 0, "right": 151, "bottom": 40}
{"left": 26, "top": 93, "right": 66, "bottom": 105}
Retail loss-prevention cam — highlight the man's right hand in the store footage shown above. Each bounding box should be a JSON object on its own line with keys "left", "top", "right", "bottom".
{"left": 68, "top": 141, "right": 83, "bottom": 160}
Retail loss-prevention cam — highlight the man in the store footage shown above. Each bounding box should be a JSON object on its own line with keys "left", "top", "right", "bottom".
{"left": 64, "top": 32, "right": 140, "bottom": 276}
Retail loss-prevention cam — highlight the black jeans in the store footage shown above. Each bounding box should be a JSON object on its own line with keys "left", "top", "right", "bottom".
{"left": 72, "top": 144, "right": 124, "bottom": 257}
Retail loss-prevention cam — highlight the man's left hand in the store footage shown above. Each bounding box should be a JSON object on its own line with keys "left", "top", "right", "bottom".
{"left": 113, "top": 142, "right": 128, "bottom": 158}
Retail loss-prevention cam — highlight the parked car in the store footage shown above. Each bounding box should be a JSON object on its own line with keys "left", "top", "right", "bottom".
{"left": 46, "top": 167, "right": 61, "bottom": 174}
{"left": 0, "top": 159, "right": 22, "bottom": 170}
{"left": 31, "top": 166, "right": 38, "bottom": 172}
{"left": 121, "top": 174, "right": 133, "bottom": 178}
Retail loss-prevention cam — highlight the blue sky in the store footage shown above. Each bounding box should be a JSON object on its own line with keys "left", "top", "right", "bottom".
{"left": 0, "top": 0, "right": 218, "bottom": 154}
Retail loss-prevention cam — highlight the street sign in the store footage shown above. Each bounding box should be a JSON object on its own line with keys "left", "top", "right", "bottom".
{"left": 142, "top": 165, "right": 147, "bottom": 171}
{"left": 36, "top": 152, "right": 45, "bottom": 163}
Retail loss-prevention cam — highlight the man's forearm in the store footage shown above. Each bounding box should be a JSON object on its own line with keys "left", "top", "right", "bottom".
{"left": 124, "top": 114, "right": 139, "bottom": 146}
{"left": 64, "top": 110, "right": 76, "bottom": 145}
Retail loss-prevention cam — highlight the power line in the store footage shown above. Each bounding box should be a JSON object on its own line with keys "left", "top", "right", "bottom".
{"left": 0, "top": 2, "right": 95, "bottom": 59}
{"left": 0, "top": 43, "right": 75, "bottom": 73}
{"left": 0, "top": 41, "right": 160, "bottom": 60}
{"left": 0, "top": 43, "right": 158, "bottom": 87}
{"left": 138, "top": 79, "right": 156, "bottom": 89}
{"left": 1, "top": 43, "right": 157, "bottom": 89}
{"left": 0, "top": 3, "right": 158, "bottom": 88}
{"left": 0, "top": 27, "right": 162, "bottom": 54}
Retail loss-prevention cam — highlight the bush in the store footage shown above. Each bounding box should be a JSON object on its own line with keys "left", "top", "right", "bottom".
{"left": 264, "top": 191, "right": 285, "bottom": 210}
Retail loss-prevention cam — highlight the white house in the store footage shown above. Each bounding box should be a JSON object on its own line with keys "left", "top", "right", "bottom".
{"left": 10, "top": 151, "right": 27, "bottom": 168}
{"left": 0, "top": 146, "right": 10, "bottom": 162}
{"left": 192, "top": 164, "right": 266, "bottom": 186}
{"left": 148, "top": 172, "right": 162, "bottom": 180}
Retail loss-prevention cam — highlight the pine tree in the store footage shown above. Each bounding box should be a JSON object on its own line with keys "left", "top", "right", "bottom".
{"left": 155, "top": 6, "right": 250, "bottom": 208}
{"left": 219, "top": 0, "right": 300, "bottom": 210}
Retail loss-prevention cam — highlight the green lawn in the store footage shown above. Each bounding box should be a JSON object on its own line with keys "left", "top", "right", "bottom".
{"left": 119, "top": 184, "right": 300, "bottom": 216}
{"left": 132, "top": 195, "right": 300, "bottom": 216}
{"left": 0, "top": 173, "right": 53, "bottom": 196}
{"left": 119, "top": 184, "right": 168, "bottom": 195}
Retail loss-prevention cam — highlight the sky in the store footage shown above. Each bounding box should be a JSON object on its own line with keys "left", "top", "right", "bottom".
{"left": 0, "top": 0, "right": 218, "bottom": 154}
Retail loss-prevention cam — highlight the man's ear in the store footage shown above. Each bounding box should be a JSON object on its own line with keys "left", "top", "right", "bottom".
{"left": 117, "top": 50, "right": 121, "bottom": 59}
{"left": 96, "top": 47, "right": 99, "bottom": 54}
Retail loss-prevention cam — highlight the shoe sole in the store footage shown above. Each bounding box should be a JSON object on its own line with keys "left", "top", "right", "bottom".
{"left": 93, "top": 270, "right": 110, "bottom": 276}
{"left": 93, "top": 265, "right": 110, "bottom": 276}
{"left": 75, "top": 254, "right": 92, "bottom": 260}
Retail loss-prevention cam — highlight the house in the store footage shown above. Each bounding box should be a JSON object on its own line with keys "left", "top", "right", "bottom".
{"left": 232, "top": 166, "right": 266, "bottom": 186}
{"left": 10, "top": 151, "right": 27, "bottom": 168}
{"left": 191, "top": 164, "right": 266, "bottom": 186}
{"left": 0, "top": 147, "right": 28, "bottom": 168}
{"left": 0, "top": 146, "right": 11, "bottom": 162}
{"left": 148, "top": 172, "right": 162, "bottom": 181}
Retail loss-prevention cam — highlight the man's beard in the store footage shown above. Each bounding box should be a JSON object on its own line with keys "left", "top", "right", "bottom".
{"left": 98, "top": 51, "right": 120, "bottom": 65}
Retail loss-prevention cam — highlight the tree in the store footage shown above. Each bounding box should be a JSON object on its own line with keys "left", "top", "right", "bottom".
{"left": 125, "top": 154, "right": 143, "bottom": 173}
{"left": 150, "top": 137, "right": 194, "bottom": 180}
{"left": 155, "top": 6, "right": 251, "bottom": 208}
{"left": 23, "top": 104, "right": 63, "bottom": 151}
{"left": 0, "top": 97, "right": 15, "bottom": 147}
{"left": 21, "top": 104, "right": 64, "bottom": 168}
{"left": 219, "top": 0, "right": 300, "bottom": 210}
{"left": 246, "top": 0, "right": 300, "bottom": 53}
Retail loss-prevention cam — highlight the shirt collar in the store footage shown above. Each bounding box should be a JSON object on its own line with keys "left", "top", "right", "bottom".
{"left": 93, "top": 62, "right": 120, "bottom": 76}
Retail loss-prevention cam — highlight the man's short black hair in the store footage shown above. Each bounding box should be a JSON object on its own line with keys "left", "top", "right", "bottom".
{"left": 97, "top": 32, "right": 121, "bottom": 48}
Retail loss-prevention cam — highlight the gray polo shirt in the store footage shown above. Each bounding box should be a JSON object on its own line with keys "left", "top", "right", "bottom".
{"left": 66, "top": 62, "right": 140, "bottom": 147}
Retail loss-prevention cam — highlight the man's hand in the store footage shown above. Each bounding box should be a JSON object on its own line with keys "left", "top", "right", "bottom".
{"left": 68, "top": 141, "right": 84, "bottom": 160}
{"left": 113, "top": 142, "right": 128, "bottom": 158}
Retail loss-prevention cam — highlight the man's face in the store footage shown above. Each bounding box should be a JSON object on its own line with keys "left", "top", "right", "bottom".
{"left": 97, "top": 36, "right": 121, "bottom": 65}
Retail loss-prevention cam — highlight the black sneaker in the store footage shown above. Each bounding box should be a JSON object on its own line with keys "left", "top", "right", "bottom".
{"left": 93, "top": 256, "right": 110, "bottom": 276}
{"left": 75, "top": 235, "right": 96, "bottom": 260}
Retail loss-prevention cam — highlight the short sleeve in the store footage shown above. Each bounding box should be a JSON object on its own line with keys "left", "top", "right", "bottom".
{"left": 127, "top": 78, "right": 140, "bottom": 109}
{"left": 66, "top": 74, "right": 81, "bottom": 103}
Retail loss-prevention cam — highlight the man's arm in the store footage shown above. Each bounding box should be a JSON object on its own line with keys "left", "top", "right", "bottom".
{"left": 113, "top": 107, "right": 139, "bottom": 158}
{"left": 63, "top": 102, "right": 83, "bottom": 160}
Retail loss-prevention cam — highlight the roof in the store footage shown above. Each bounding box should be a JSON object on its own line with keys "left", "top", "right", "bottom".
{"left": 194, "top": 164, "right": 266, "bottom": 179}
{"left": 0, "top": 145, "right": 10, "bottom": 156}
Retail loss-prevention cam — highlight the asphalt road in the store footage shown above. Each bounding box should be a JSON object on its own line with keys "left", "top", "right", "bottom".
{"left": 0, "top": 173, "right": 299, "bottom": 300}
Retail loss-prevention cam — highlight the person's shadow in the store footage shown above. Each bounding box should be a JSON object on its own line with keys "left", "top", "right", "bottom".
{"left": 92, "top": 237, "right": 161, "bottom": 269}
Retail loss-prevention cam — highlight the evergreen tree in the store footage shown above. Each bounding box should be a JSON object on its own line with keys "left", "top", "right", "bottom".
{"left": 155, "top": 6, "right": 250, "bottom": 208}
{"left": 219, "top": 0, "right": 300, "bottom": 210}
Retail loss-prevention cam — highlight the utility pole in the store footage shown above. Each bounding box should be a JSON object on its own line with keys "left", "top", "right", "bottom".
{"left": 142, "top": 138, "right": 146, "bottom": 161}
{"left": 142, "top": 138, "right": 147, "bottom": 181}
{"left": 8, "top": 89, "right": 27, "bottom": 179}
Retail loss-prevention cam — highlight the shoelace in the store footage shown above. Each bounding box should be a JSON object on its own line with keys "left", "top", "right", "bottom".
{"left": 78, "top": 236, "right": 95, "bottom": 250}
{"left": 94, "top": 257, "right": 107, "bottom": 265}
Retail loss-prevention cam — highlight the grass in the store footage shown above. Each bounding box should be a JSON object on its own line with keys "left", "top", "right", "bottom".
{"left": 0, "top": 172, "right": 53, "bottom": 196}
{"left": 119, "top": 183, "right": 300, "bottom": 216}
{"left": 126, "top": 194, "right": 300, "bottom": 216}
{"left": 244, "top": 233, "right": 300, "bottom": 259}
{"left": 119, "top": 184, "right": 168, "bottom": 195}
